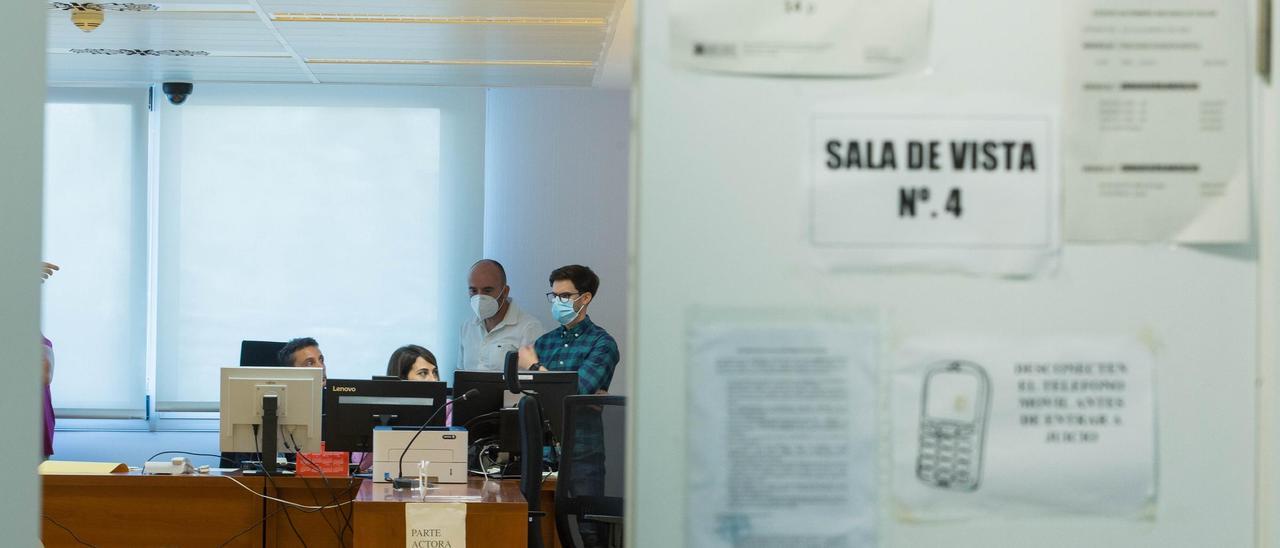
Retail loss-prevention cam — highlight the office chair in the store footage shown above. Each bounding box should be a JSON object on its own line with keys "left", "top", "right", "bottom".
{"left": 556, "top": 395, "right": 625, "bottom": 548}
{"left": 239, "top": 340, "right": 287, "bottom": 366}
{"left": 518, "top": 395, "right": 546, "bottom": 548}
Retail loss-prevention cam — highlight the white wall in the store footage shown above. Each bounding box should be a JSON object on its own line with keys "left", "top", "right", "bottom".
{"left": 632, "top": 1, "right": 1261, "bottom": 547}
{"left": 0, "top": 0, "right": 45, "bottom": 543}
{"left": 482, "top": 88, "right": 632, "bottom": 395}
{"left": 1260, "top": 2, "right": 1279, "bottom": 546}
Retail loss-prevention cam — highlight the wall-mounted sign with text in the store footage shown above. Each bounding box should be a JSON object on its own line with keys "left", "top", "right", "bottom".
{"left": 671, "top": 0, "right": 931, "bottom": 77}
{"left": 810, "top": 115, "right": 1059, "bottom": 275}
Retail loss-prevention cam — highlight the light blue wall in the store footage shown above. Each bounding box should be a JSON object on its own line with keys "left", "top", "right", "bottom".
{"left": 0, "top": 0, "right": 46, "bottom": 542}
{"left": 482, "top": 87, "right": 632, "bottom": 395}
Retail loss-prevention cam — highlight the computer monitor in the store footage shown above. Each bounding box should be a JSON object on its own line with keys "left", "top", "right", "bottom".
{"left": 240, "top": 340, "right": 286, "bottom": 366}
{"left": 452, "top": 371, "right": 507, "bottom": 429}
{"left": 219, "top": 366, "right": 323, "bottom": 462}
{"left": 452, "top": 370, "right": 579, "bottom": 443}
{"left": 322, "top": 379, "right": 448, "bottom": 452}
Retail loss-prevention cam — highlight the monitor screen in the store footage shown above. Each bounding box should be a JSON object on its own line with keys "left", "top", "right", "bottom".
{"left": 321, "top": 379, "right": 448, "bottom": 452}
{"left": 452, "top": 370, "right": 580, "bottom": 443}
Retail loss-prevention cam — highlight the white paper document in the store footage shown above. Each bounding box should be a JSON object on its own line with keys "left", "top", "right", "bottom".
{"left": 1063, "top": 1, "right": 1250, "bottom": 242}
{"left": 670, "top": 0, "right": 931, "bottom": 76}
{"left": 405, "top": 502, "right": 466, "bottom": 548}
{"left": 810, "top": 114, "right": 1059, "bottom": 275}
{"left": 687, "top": 317, "right": 878, "bottom": 547}
{"left": 892, "top": 336, "right": 1156, "bottom": 520}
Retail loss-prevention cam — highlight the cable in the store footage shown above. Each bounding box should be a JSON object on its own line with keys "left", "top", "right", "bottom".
{"left": 217, "top": 502, "right": 288, "bottom": 548}
{"left": 284, "top": 432, "right": 342, "bottom": 542}
{"left": 287, "top": 430, "right": 353, "bottom": 547}
{"left": 145, "top": 450, "right": 239, "bottom": 467}
{"left": 222, "top": 474, "right": 356, "bottom": 511}
{"left": 43, "top": 515, "right": 97, "bottom": 548}
{"left": 254, "top": 424, "right": 307, "bottom": 546}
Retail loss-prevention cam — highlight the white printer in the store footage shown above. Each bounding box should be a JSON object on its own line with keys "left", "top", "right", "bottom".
{"left": 371, "top": 425, "right": 468, "bottom": 484}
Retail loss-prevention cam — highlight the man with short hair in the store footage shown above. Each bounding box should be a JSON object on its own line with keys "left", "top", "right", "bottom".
{"left": 518, "top": 264, "right": 619, "bottom": 395}
{"left": 459, "top": 259, "right": 544, "bottom": 372}
{"left": 517, "top": 264, "right": 618, "bottom": 548}
{"left": 279, "top": 337, "right": 326, "bottom": 383}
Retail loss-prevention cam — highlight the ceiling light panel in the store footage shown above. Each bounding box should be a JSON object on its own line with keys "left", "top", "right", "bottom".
{"left": 306, "top": 61, "right": 595, "bottom": 86}
{"left": 258, "top": 0, "right": 618, "bottom": 20}
{"left": 271, "top": 14, "right": 604, "bottom": 26}
{"left": 273, "top": 23, "right": 606, "bottom": 62}
{"left": 47, "top": 11, "right": 287, "bottom": 54}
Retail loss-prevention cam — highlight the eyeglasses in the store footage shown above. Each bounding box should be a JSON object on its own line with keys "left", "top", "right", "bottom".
{"left": 546, "top": 291, "right": 584, "bottom": 304}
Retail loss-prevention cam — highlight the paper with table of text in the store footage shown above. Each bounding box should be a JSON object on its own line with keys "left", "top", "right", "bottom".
{"left": 1063, "top": 1, "right": 1250, "bottom": 243}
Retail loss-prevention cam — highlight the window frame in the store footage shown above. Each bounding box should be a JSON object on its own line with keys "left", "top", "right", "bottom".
{"left": 44, "top": 87, "right": 151, "bottom": 421}
{"left": 44, "top": 84, "right": 484, "bottom": 432}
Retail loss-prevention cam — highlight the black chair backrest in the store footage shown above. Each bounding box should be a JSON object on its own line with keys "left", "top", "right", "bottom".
{"left": 240, "top": 340, "right": 287, "bottom": 366}
{"left": 518, "top": 395, "right": 545, "bottom": 548}
{"left": 556, "top": 395, "right": 625, "bottom": 548}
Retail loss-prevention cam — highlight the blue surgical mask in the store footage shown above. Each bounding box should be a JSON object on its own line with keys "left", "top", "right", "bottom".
{"left": 552, "top": 299, "right": 579, "bottom": 325}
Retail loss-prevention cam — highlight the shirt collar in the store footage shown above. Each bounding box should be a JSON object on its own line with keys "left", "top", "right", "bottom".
{"left": 473, "top": 299, "right": 522, "bottom": 330}
{"left": 561, "top": 314, "right": 595, "bottom": 335}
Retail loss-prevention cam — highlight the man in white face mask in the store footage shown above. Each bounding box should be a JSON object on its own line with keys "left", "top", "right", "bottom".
{"left": 458, "top": 259, "right": 544, "bottom": 372}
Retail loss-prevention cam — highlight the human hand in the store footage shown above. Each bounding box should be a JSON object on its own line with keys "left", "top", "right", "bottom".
{"left": 41, "top": 262, "right": 59, "bottom": 282}
{"left": 42, "top": 346, "right": 54, "bottom": 385}
{"left": 517, "top": 345, "right": 539, "bottom": 370}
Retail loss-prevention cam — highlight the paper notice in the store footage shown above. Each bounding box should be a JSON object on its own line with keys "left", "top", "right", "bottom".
{"left": 687, "top": 316, "right": 878, "bottom": 547}
{"left": 1063, "top": 1, "right": 1250, "bottom": 242}
{"left": 892, "top": 336, "right": 1156, "bottom": 520}
{"left": 405, "top": 502, "right": 466, "bottom": 548}
{"left": 671, "top": 0, "right": 931, "bottom": 76}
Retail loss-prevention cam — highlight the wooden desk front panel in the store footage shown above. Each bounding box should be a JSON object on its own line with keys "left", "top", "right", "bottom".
{"left": 42, "top": 473, "right": 266, "bottom": 548}
{"left": 353, "top": 478, "right": 526, "bottom": 546}
{"left": 265, "top": 475, "right": 362, "bottom": 548}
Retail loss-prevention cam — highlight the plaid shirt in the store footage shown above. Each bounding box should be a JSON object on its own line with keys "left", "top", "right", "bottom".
{"left": 533, "top": 315, "right": 619, "bottom": 396}
{"left": 534, "top": 315, "right": 619, "bottom": 458}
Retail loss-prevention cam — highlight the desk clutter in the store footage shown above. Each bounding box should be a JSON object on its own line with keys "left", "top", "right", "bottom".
{"left": 41, "top": 364, "right": 624, "bottom": 547}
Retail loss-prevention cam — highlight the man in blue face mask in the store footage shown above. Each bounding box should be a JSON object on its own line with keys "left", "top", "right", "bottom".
{"left": 518, "top": 264, "right": 618, "bottom": 547}
{"left": 517, "top": 264, "right": 619, "bottom": 396}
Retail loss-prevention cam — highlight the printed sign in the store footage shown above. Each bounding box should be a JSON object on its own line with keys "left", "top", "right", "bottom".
{"left": 405, "top": 502, "right": 466, "bottom": 548}
{"left": 812, "top": 115, "right": 1056, "bottom": 251}
{"left": 892, "top": 336, "right": 1156, "bottom": 520}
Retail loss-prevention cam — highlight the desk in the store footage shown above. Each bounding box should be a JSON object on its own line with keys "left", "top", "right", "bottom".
{"left": 263, "top": 474, "right": 362, "bottom": 547}
{"left": 353, "top": 477, "right": 526, "bottom": 546}
{"left": 42, "top": 473, "right": 529, "bottom": 547}
{"left": 42, "top": 471, "right": 266, "bottom": 547}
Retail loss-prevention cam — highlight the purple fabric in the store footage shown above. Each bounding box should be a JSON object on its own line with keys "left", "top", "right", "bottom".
{"left": 42, "top": 336, "right": 55, "bottom": 457}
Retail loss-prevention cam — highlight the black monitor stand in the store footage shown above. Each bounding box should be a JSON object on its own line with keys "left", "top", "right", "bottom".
{"left": 261, "top": 394, "right": 279, "bottom": 474}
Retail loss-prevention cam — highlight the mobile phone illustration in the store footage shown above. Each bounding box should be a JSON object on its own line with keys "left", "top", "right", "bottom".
{"left": 916, "top": 360, "right": 991, "bottom": 491}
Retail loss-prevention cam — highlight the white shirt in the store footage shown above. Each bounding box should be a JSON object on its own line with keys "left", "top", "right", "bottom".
{"left": 458, "top": 300, "right": 545, "bottom": 372}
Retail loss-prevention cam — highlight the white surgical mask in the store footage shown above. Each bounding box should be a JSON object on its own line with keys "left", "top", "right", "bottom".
{"left": 471, "top": 294, "right": 500, "bottom": 320}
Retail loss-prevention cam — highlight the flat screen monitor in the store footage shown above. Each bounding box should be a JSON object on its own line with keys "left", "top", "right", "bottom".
{"left": 322, "top": 379, "right": 448, "bottom": 452}
{"left": 219, "top": 366, "right": 323, "bottom": 453}
{"left": 452, "top": 370, "right": 579, "bottom": 443}
{"left": 240, "top": 340, "right": 286, "bottom": 366}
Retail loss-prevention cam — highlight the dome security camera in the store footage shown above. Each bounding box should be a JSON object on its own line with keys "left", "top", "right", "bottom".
{"left": 162, "top": 82, "right": 194, "bottom": 105}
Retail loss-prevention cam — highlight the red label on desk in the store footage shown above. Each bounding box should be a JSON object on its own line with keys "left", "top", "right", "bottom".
{"left": 296, "top": 451, "right": 349, "bottom": 477}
